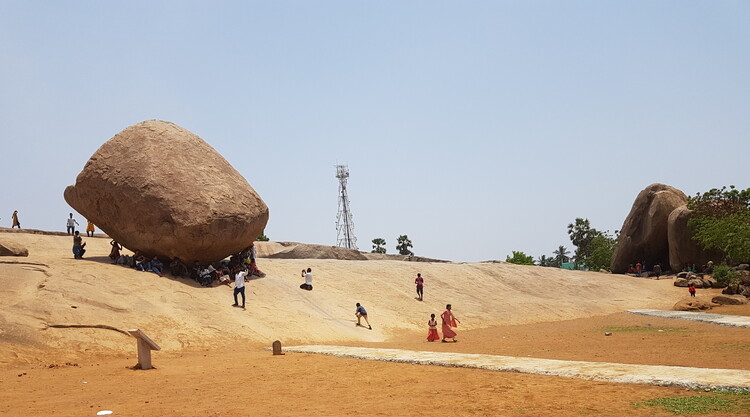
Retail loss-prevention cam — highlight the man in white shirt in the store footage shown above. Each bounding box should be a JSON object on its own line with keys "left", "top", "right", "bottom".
{"left": 299, "top": 268, "right": 313, "bottom": 291}
{"left": 66, "top": 213, "right": 79, "bottom": 235}
{"left": 233, "top": 268, "right": 248, "bottom": 309}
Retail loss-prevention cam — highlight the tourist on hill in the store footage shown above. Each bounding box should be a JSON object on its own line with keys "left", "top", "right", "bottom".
{"left": 653, "top": 263, "right": 662, "bottom": 280}
{"left": 109, "top": 240, "right": 123, "bottom": 262}
{"left": 635, "top": 262, "right": 642, "bottom": 277}
{"left": 689, "top": 285, "right": 696, "bottom": 297}
{"left": 199, "top": 265, "right": 216, "bottom": 287}
{"left": 169, "top": 257, "right": 188, "bottom": 277}
{"left": 232, "top": 267, "right": 247, "bottom": 309}
{"left": 11, "top": 210, "right": 21, "bottom": 229}
{"left": 441, "top": 304, "right": 459, "bottom": 343}
{"left": 300, "top": 268, "right": 313, "bottom": 291}
{"left": 72, "top": 231, "right": 86, "bottom": 259}
{"left": 85, "top": 220, "right": 95, "bottom": 237}
{"left": 149, "top": 256, "right": 163, "bottom": 276}
{"left": 415, "top": 273, "right": 424, "bottom": 301}
{"left": 355, "top": 303, "right": 371, "bottom": 329}
{"left": 427, "top": 313, "right": 440, "bottom": 342}
{"left": 627, "top": 264, "right": 635, "bottom": 275}
{"left": 66, "top": 213, "right": 78, "bottom": 235}
{"left": 134, "top": 253, "right": 147, "bottom": 271}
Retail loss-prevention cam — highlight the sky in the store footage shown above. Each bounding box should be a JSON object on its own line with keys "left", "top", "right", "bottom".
{"left": 1, "top": 1, "right": 748, "bottom": 262}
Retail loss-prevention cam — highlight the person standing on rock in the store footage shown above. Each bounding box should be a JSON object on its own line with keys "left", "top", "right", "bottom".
{"left": 85, "top": 220, "right": 95, "bottom": 237}
{"left": 66, "top": 213, "right": 78, "bottom": 235}
{"left": 11, "top": 210, "right": 20, "bottom": 229}
{"left": 689, "top": 285, "right": 696, "bottom": 297}
{"left": 441, "top": 304, "right": 459, "bottom": 343}
{"left": 233, "top": 267, "right": 247, "bottom": 309}
{"left": 355, "top": 303, "right": 371, "bottom": 329}
{"left": 415, "top": 273, "right": 424, "bottom": 301}
{"left": 635, "top": 262, "right": 642, "bottom": 277}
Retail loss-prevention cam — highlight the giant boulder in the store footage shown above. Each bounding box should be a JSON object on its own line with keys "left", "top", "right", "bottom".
{"left": 611, "top": 184, "right": 687, "bottom": 273}
{"left": 64, "top": 120, "right": 269, "bottom": 263}
{"left": 667, "top": 205, "right": 723, "bottom": 273}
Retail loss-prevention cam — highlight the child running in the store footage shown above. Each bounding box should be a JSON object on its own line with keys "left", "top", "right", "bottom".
{"left": 427, "top": 313, "right": 440, "bottom": 342}
{"left": 355, "top": 303, "right": 372, "bottom": 329}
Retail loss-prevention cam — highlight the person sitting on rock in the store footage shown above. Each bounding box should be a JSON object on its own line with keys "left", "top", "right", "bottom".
{"left": 199, "top": 265, "right": 216, "bottom": 287}
{"left": 149, "top": 256, "right": 163, "bottom": 276}
{"left": 249, "top": 260, "right": 265, "bottom": 277}
{"left": 109, "top": 240, "right": 123, "bottom": 263}
{"left": 169, "top": 257, "right": 188, "bottom": 277}
{"left": 134, "top": 253, "right": 147, "bottom": 271}
{"left": 72, "top": 231, "right": 86, "bottom": 259}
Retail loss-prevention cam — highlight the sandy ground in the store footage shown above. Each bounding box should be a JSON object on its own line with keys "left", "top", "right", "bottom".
{"left": 1, "top": 230, "right": 749, "bottom": 416}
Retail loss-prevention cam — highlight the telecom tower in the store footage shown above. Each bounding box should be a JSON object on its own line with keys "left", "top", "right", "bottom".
{"left": 335, "top": 164, "right": 358, "bottom": 249}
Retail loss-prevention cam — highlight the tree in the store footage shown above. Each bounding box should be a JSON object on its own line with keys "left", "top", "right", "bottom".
{"left": 371, "top": 238, "right": 387, "bottom": 254}
{"left": 536, "top": 254, "right": 555, "bottom": 267}
{"left": 552, "top": 245, "right": 571, "bottom": 267}
{"left": 688, "top": 185, "right": 750, "bottom": 264}
{"left": 396, "top": 235, "right": 414, "bottom": 256}
{"left": 506, "top": 251, "right": 534, "bottom": 265}
{"left": 585, "top": 232, "right": 617, "bottom": 271}
{"left": 567, "top": 218, "right": 600, "bottom": 266}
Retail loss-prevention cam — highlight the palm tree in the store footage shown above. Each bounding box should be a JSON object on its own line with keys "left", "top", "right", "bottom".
{"left": 553, "top": 245, "right": 570, "bottom": 267}
{"left": 396, "top": 235, "right": 414, "bottom": 256}
{"left": 371, "top": 238, "right": 386, "bottom": 254}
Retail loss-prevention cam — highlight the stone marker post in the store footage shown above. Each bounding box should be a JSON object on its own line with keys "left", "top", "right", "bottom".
{"left": 128, "top": 329, "right": 161, "bottom": 369}
{"left": 272, "top": 340, "right": 284, "bottom": 355}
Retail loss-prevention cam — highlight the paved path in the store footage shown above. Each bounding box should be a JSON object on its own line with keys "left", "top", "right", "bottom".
{"left": 283, "top": 345, "right": 750, "bottom": 391}
{"left": 628, "top": 309, "right": 750, "bottom": 328}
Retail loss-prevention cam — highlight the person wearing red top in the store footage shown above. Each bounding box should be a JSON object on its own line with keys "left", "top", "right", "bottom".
{"left": 635, "top": 262, "right": 642, "bottom": 277}
{"left": 415, "top": 273, "right": 424, "bottom": 301}
{"left": 689, "top": 285, "right": 696, "bottom": 297}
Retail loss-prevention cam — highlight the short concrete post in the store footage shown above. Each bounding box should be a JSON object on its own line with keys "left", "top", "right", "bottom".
{"left": 272, "top": 340, "right": 284, "bottom": 355}
{"left": 128, "top": 329, "right": 161, "bottom": 370}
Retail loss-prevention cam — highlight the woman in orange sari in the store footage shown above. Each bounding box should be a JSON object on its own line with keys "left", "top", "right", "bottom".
{"left": 441, "top": 304, "right": 460, "bottom": 343}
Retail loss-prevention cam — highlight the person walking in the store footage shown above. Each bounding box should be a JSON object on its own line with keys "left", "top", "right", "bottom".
{"left": 66, "top": 213, "right": 79, "bottom": 235}
{"left": 11, "top": 210, "right": 20, "bottom": 229}
{"left": 86, "top": 220, "right": 95, "bottom": 237}
{"left": 426, "top": 313, "right": 440, "bottom": 342}
{"left": 232, "top": 267, "right": 248, "bottom": 309}
{"left": 355, "top": 303, "right": 372, "bottom": 329}
{"left": 441, "top": 304, "right": 459, "bottom": 343}
{"left": 415, "top": 273, "right": 424, "bottom": 301}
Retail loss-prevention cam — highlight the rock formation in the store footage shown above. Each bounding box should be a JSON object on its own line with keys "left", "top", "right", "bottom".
{"left": 611, "top": 184, "right": 688, "bottom": 273}
{"left": 667, "top": 205, "right": 723, "bottom": 273}
{"left": 0, "top": 239, "right": 28, "bottom": 256}
{"left": 64, "top": 120, "right": 269, "bottom": 263}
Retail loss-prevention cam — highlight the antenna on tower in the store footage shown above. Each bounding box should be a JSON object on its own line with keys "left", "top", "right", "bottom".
{"left": 335, "top": 164, "right": 358, "bottom": 250}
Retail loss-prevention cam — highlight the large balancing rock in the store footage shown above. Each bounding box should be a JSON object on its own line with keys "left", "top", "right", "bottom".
{"left": 64, "top": 120, "right": 269, "bottom": 263}
{"left": 667, "top": 205, "right": 723, "bottom": 272}
{"left": 610, "top": 183, "right": 687, "bottom": 274}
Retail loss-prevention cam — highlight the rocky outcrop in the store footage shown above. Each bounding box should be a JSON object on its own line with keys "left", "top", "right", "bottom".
{"left": 711, "top": 295, "right": 748, "bottom": 305}
{"left": 64, "top": 120, "right": 269, "bottom": 263}
{"left": 673, "top": 297, "right": 714, "bottom": 311}
{"left": 0, "top": 239, "right": 28, "bottom": 256}
{"left": 667, "top": 205, "right": 723, "bottom": 273}
{"left": 611, "top": 184, "right": 688, "bottom": 273}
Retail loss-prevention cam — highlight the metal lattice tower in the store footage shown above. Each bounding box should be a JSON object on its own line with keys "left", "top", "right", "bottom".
{"left": 335, "top": 165, "right": 358, "bottom": 249}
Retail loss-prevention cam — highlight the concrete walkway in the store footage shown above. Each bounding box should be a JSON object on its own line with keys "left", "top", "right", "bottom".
{"left": 628, "top": 309, "right": 750, "bottom": 328}
{"left": 283, "top": 345, "right": 750, "bottom": 391}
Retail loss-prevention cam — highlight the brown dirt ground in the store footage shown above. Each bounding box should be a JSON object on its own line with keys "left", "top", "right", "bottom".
{"left": 2, "top": 305, "right": 749, "bottom": 417}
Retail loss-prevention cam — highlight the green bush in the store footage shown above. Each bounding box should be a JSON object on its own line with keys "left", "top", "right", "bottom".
{"left": 712, "top": 264, "right": 738, "bottom": 285}
{"left": 506, "top": 251, "right": 534, "bottom": 265}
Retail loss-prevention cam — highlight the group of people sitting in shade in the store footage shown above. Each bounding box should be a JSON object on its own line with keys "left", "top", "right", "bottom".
{"left": 106, "top": 240, "right": 265, "bottom": 286}
{"left": 626, "top": 261, "right": 663, "bottom": 278}
{"left": 426, "top": 304, "right": 460, "bottom": 343}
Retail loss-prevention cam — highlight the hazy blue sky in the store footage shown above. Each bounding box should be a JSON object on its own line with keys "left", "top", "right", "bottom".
{"left": 1, "top": 1, "right": 748, "bottom": 262}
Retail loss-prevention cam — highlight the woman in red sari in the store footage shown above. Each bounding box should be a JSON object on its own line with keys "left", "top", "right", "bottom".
{"left": 426, "top": 313, "right": 440, "bottom": 342}
{"left": 441, "top": 304, "right": 460, "bottom": 343}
